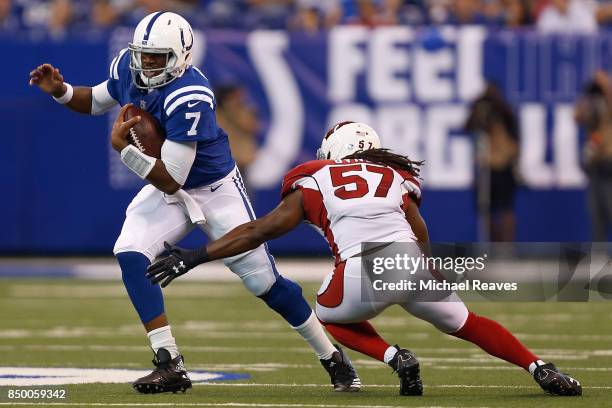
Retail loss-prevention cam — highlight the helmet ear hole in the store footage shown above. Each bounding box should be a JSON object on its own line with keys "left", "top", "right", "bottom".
{"left": 327, "top": 152, "right": 331, "bottom": 160}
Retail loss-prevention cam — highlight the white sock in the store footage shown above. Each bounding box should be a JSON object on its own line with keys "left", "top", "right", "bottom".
{"left": 147, "top": 325, "right": 179, "bottom": 359}
{"left": 383, "top": 345, "right": 398, "bottom": 364}
{"left": 291, "top": 311, "right": 336, "bottom": 360}
{"left": 528, "top": 359, "right": 546, "bottom": 375}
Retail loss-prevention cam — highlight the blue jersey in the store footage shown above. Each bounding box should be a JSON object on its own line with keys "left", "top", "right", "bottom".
{"left": 106, "top": 49, "right": 236, "bottom": 189}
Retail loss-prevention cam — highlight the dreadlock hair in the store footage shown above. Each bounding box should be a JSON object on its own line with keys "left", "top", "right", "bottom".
{"left": 343, "top": 148, "right": 424, "bottom": 178}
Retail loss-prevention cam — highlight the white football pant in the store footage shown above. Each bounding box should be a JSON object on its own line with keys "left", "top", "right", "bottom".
{"left": 315, "top": 257, "right": 470, "bottom": 333}
{"left": 113, "top": 166, "right": 278, "bottom": 296}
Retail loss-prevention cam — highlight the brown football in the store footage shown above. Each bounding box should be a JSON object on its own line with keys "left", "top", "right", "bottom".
{"left": 124, "top": 105, "right": 165, "bottom": 159}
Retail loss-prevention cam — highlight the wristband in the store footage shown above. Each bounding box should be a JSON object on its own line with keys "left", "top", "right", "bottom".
{"left": 52, "top": 82, "right": 74, "bottom": 104}
{"left": 183, "top": 247, "right": 210, "bottom": 268}
{"left": 120, "top": 144, "right": 156, "bottom": 179}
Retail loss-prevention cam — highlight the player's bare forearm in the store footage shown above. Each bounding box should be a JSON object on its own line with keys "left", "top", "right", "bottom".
{"left": 146, "top": 161, "right": 182, "bottom": 195}
{"left": 206, "top": 191, "right": 305, "bottom": 261}
{"left": 206, "top": 220, "right": 269, "bottom": 260}
{"left": 146, "top": 190, "right": 304, "bottom": 287}
{"left": 65, "top": 87, "right": 93, "bottom": 114}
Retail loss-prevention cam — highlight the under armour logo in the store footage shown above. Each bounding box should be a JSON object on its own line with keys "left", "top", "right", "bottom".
{"left": 172, "top": 265, "right": 180, "bottom": 274}
{"left": 175, "top": 359, "right": 186, "bottom": 372}
{"left": 178, "top": 261, "right": 185, "bottom": 269}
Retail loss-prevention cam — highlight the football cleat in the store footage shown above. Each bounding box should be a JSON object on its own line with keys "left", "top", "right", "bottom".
{"left": 533, "top": 363, "right": 582, "bottom": 396}
{"left": 388, "top": 345, "right": 423, "bottom": 396}
{"left": 320, "top": 344, "right": 361, "bottom": 392}
{"left": 132, "top": 348, "right": 192, "bottom": 394}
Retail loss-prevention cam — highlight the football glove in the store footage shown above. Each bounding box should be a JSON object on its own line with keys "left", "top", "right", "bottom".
{"left": 146, "top": 242, "right": 209, "bottom": 287}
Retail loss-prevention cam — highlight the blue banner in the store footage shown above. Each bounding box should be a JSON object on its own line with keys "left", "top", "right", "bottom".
{"left": 2, "top": 27, "right": 604, "bottom": 254}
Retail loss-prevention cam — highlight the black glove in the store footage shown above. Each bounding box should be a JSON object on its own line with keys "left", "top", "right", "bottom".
{"left": 146, "top": 242, "right": 209, "bottom": 287}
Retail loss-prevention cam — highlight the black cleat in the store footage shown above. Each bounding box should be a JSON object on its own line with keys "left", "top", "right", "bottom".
{"left": 320, "top": 344, "right": 361, "bottom": 392}
{"left": 132, "top": 348, "right": 192, "bottom": 394}
{"left": 388, "top": 345, "right": 423, "bottom": 396}
{"left": 533, "top": 363, "right": 582, "bottom": 396}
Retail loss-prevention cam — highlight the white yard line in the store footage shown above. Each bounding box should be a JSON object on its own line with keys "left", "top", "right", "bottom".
{"left": 0, "top": 404, "right": 488, "bottom": 408}
{"left": 193, "top": 383, "right": 612, "bottom": 390}
{"left": 1, "top": 344, "right": 610, "bottom": 357}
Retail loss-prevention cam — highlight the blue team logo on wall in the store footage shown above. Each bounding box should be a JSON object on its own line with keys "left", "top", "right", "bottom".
{"left": 0, "top": 367, "right": 250, "bottom": 386}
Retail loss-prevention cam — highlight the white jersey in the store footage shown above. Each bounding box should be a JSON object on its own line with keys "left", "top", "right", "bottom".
{"left": 281, "top": 159, "right": 422, "bottom": 262}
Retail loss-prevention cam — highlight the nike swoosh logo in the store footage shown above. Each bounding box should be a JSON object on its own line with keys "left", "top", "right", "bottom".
{"left": 187, "top": 101, "right": 202, "bottom": 108}
{"left": 211, "top": 185, "right": 222, "bottom": 192}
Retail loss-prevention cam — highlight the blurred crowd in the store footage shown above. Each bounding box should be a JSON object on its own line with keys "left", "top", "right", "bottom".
{"left": 5, "top": 0, "right": 612, "bottom": 38}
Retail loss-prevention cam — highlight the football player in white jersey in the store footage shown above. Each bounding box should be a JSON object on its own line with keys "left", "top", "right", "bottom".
{"left": 148, "top": 121, "right": 583, "bottom": 397}
{"left": 28, "top": 12, "right": 360, "bottom": 394}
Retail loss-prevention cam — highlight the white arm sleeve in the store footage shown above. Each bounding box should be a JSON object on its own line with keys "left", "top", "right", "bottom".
{"left": 91, "top": 80, "right": 118, "bottom": 115}
{"left": 161, "top": 139, "right": 197, "bottom": 186}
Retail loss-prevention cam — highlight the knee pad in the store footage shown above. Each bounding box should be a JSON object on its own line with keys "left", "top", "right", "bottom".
{"left": 225, "top": 247, "right": 277, "bottom": 296}
{"left": 259, "top": 276, "right": 312, "bottom": 327}
{"left": 239, "top": 268, "right": 277, "bottom": 297}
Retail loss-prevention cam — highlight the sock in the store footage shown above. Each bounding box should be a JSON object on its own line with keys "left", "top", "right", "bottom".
{"left": 322, "top": 320, "right": 390, "bottom": 362}
{"left": 528, "top": 359, "right": 546, "bottom": 375}
{"left": 259, "top": 277, "right": 333, "bottom": 358}
{"left": 117, "top": 251, "right": 165, "bottom": 323}
{"left": 292, "top": 312, "right": 336, "bottom": 360}
{"left": 383, "top": 345, "right": 399, "bottom": 364}
{"left": 451, "top": 312, "right": 539, "bottom": 371}
{"left": 148, "top": 325, "right": 179, "bottom": 359}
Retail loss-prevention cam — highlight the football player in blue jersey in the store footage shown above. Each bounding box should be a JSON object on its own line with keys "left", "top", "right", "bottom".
{"left": 29, "top": 11, "right": 360, "bottom": 394}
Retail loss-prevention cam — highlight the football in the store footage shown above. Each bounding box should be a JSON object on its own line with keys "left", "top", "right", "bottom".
{"left": 124, "top": 105, "right": 165, "bottom": 159}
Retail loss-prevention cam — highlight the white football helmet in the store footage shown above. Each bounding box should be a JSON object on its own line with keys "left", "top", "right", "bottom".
{"left": 129, "top": 11, "right": 194, "bottom": 89}
{"left": 317, "top": 121, "right": 382, "bottom": 160}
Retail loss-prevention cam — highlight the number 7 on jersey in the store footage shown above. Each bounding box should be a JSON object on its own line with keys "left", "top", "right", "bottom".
{"left": 185, "top": 112, "right": 201, "bottom": 136}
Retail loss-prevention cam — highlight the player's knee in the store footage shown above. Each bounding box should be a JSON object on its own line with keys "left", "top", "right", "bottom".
{"left": 113, "top": 234, "right": 156, "bottom": 262}
{"left": 226, "top": 246, "right": 277, "bottom": 296}
{"left": 240, "top": 270, "right": 277, "bottom": 296}
{"left": 433, "top": 306, "right": 470, "bottom": 333}
{"left": 258, "top": 276, "right": 312, "bottom": 327}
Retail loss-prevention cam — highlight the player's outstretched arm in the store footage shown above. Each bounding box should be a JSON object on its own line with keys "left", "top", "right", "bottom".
{"left": 207, "top": 190, "right": 304, "bottom": 260}
{"left": 146, "top": 191, "right": 305, "bottom": 287}
{"left": 29, "top": 63, "right": 93, "bottom": 114}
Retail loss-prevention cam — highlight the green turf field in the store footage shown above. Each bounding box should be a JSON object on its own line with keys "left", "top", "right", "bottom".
{"left": 0, "top": 278, "right": 610, "bottom": 408}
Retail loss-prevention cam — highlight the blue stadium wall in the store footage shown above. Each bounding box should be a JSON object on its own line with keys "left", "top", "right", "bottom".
{"left": 3, "top": 27, "right": 605, "bottom": 255}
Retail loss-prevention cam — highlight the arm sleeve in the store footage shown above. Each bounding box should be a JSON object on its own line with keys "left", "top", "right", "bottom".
{"left": 160, "top": 139, "right": 197, "bottom": 186}
{"left": 91, "top": 80, "right": 118, "bottom": 115}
